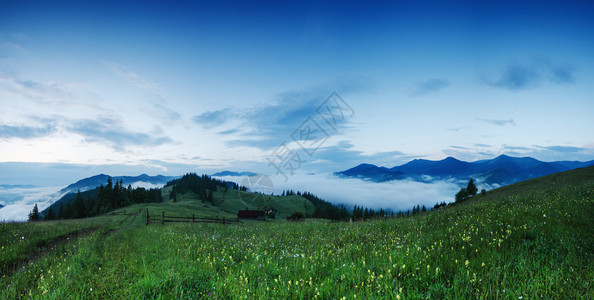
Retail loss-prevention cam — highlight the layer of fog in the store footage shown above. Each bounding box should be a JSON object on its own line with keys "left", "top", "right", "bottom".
{"left": 1, "top": 173, "right": 494, "bottom": 221}
{"left": 215, "top": 173, "right": 464, "bottom": 212}
{"left": 0, "top": 181, "right": 167, "bottom": 222}
{"left": 0, "top": 186, "right": 65, "bottom": 222}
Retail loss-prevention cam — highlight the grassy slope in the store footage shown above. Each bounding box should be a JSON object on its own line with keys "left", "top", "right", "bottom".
{"left": 160, "top": 185, "right": 316, "bottom": 219}
{"left": 1, "top": 167, "right": 593, "bottom": 298}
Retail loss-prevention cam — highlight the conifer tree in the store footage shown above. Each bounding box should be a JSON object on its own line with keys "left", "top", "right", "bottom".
{"left": 74, "top": 190, "right": 85, "bottom": 218}
{"left": 28, "top": 203, "right": 40, "bottom": 221}
{"left": 466, "top": 179, "right": 478, "bottom": 196}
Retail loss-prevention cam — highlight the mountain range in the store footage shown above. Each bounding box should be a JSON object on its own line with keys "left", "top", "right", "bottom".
{"left": 336, "top": 155, "right": 594, "bottom": 186}
{"left": 60, "top": 174, "right": 178, "bottom": 194}
{"left": 211, "top": 171, "right": 258, "bottom": 177}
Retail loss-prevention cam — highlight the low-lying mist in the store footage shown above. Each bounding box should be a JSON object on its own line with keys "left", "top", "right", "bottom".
{"left": 216, "top": 173, "right": 463, "bottom": 212}
{"left": 0, "top": 186, "right": 64, "bottom": 222}
{"left": 0, "top": 181, "right": 169, "bottom": 222}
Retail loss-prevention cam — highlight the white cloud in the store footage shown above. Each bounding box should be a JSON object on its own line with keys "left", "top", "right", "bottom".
{"left": 216, "top": 173, "right": 460, "bottom": 212}
{"left": 0, "top": 185, "right": 64, "bottom": 221}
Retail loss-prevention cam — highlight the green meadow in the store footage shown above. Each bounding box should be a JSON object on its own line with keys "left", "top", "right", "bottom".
{"left": 1, "top": 167, "right": 593, "bottom": 299}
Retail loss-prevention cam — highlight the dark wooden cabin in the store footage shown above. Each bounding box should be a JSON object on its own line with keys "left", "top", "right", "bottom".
{"left": 237, "top": 210, "right": 266, "bottom": 220}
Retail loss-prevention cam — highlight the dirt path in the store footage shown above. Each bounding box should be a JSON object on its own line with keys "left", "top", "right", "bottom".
{"left": 3, "top": 227, "right": 100, "bottom": 276}
{"left": 105, "top": 210, "right": 141, "bottom": 237}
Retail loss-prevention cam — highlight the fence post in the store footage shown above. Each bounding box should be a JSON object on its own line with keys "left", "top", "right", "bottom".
{"left": 146, "top": 208, "right": 149, "bottom": 225}
{"left": 162, "top": 211, "right": 165, "bottom": 225}
{"left": 193, "top": 214, "right": 195, "bottom": 223}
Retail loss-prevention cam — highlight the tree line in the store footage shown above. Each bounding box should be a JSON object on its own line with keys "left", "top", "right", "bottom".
{"left": 280, "top": 190, "right": 350, "bottom": 221}
{"left": 35, "top": 177, "right": 163, "bottom": 221}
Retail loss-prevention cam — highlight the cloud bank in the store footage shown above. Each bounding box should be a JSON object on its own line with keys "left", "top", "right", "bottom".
{"left": 216, "top": 173, "right": 461, "bottom": 212}
{"left": 0, "top": 185, "right": 64, "bottom": 222}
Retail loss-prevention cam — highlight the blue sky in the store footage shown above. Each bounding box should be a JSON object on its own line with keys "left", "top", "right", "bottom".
{"left": 1, "top": 0, "right": 594, "bottom": 188}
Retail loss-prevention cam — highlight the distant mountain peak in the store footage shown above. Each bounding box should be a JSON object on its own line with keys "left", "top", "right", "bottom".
{"left": 443, "top": 156, "right": 460, "bottom": 161}
{"left": 494, "top": 154, "right": 513, "bottom": 160}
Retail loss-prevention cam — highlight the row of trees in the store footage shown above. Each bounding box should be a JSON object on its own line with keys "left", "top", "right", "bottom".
{"left": 284, "top": 190, "right": 442, "bottom": 221}
{"left": 290, "top": 191, "right": 350, "bottom": 221}
{"left": 40, "top": 177, "right": 163, "bottom": 221}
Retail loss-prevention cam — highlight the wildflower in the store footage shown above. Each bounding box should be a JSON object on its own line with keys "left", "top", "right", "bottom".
{"left": 465, "top": 260, "right": 469, "bottom": 267}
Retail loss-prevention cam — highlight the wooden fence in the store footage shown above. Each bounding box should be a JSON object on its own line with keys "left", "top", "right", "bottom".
{"left": 145, "top": 209, "right": 239, "bottom": 225}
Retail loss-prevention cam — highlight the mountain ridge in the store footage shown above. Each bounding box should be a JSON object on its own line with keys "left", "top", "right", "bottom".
{"left": 337, "top": 155, "right": 594, "bottom": 186}
{"left": 211, "top": 171, "right": 258, "bottom": 177}
{"left": 60, "top": 174, "right": 178, "bottom": 194}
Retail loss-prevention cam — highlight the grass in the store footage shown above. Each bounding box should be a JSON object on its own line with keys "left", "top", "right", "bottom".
{"left": 1, "top": 167, "right": 593, "bottom": 298}
{"left": 161, "top": 186, "right": 316, "bottom": 219}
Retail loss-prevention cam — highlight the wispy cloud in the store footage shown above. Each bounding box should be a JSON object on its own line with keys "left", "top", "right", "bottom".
{"left": 484, "top": 60, "right": 576, "bottom": 90}
{"left": 413, "top": 78, "right": 449, "bottom": 95}
{"left": 446, "top": 127, "right": 467, "bottom": 132}
{"left": 480, "top": 118, "right": 516, "bottom": 126}
{"left": 104, "top": 61, "right": 158, "bottom": 89}
{"left": 192, "top": 108, "right": 234, "bottom": 129}
{"left": 218, "top": 129, "right": 240, "bottom": 135}
{"left": 0, "top": 71, "right": 72, "bottom": 103}
{"left": 143, "top": 96, "right": 182, "bottom": 123}
{"left": 0, "top": 124, "right": 56, "bottom": 139}
{"left": 304, "top": 141, "right": 407, "bottom": 170}
{"left": 450, "top": 145, "right": 470, "bottom": 150}
{"left": 69, "top": 118, "right": 173, "bottom": 150}
{"left": 537, "top": 145, "right": 585, "bottom": 153}
{"left": 192, "top": 77, "right": 373, "bottom": 151}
